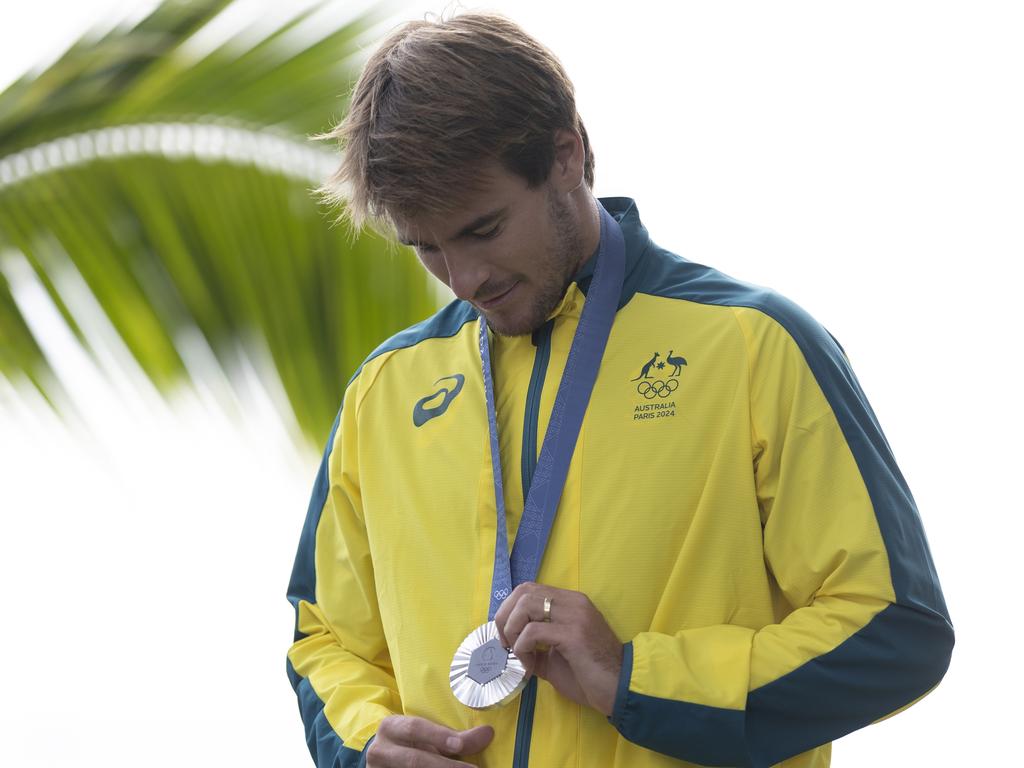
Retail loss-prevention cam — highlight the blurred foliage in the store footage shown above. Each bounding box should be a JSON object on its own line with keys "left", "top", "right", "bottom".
{"left": 0, "top": 0, "right": 441, "bottom": 449}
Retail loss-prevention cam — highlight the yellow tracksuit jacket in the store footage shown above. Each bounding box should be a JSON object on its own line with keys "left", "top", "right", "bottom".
{"left": 286, "top": 197, "right": 953, "bottom": 767}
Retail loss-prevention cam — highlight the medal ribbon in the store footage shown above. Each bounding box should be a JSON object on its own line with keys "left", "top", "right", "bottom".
{"left": 480, "top": 205, "right": 625, "bottom": 620}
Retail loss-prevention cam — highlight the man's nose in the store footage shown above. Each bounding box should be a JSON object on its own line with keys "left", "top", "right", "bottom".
{"left": 442, "top": 246, "right": 489, "bottom": 302}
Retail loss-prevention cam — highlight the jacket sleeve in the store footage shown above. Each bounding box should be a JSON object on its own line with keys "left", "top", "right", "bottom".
{"left": 608, "top": 300, "right": 954, "bottom": 768}
{"left": 286, "top": 381, "right": 401, "bottom": 767}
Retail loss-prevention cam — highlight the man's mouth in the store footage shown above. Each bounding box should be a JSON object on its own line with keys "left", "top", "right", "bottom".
{"left": 475, "top": 281, "right": 519, "bottom": 310}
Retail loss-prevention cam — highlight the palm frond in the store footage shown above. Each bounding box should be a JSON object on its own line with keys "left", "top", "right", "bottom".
{"left": 0, "top": 0, "right": 441, "bottom": 448}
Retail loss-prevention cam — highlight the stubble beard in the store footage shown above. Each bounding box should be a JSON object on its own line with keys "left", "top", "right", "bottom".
{"left": 487, "top": 190, "right": 584, "bottom": 338}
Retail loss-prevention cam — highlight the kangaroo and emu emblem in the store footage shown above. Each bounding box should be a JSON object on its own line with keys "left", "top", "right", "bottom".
{"left": 630, "top": 349, "right": 687, "bottom": 408}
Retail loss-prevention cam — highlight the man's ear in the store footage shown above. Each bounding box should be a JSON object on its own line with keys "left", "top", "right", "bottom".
{"left": 551, "top": 128, "right": 586, "bottom": 193}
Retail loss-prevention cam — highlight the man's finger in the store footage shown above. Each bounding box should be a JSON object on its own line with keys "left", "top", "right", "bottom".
{"left": 456, "top": 725, "right": 495, "bottom": 755}
{"left": 376, "top": 715, "right": 464, "bottom": 753}
{"left": 494, "top": 583, "right": 534, "bottom": 645}
{"left": 502, "top": 592, "right": 546, "bottom": 647}
{"left": 367, "top": 740, "right": 476, "bottom": 767}
{"left": 516, "top": 647, "right": 538, "bottom": 676}
{"left": 496, "top": 583, "right": 566, "bottom": 647}
{"left": 513, "top": 619, "right": 567, "bottom": 660}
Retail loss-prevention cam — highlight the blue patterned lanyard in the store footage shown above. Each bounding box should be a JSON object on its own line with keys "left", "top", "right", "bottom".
{"left": 479, "top": 205, "right": 625, "bottom": 620}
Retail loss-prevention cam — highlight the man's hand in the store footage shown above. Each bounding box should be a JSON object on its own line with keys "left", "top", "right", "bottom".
{"left": 365, "top": 715, "right": 494, "bottom": 767}
{"left": 494, "top": 582, "right": 624, "bottom": 717}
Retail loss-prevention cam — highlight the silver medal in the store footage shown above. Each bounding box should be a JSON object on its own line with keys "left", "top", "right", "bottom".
{"left": 449, "top": 620, "right": 528, "bottom": 709}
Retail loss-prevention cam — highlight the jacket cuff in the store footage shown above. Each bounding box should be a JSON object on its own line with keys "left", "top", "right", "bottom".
{"left": 358, "top": 736, "right": 374, "bottom": 768}
{"left": 609, "top": 641, "right": 634, "bottom": 729}
{"left": 608, "top": 638, "right": 752, "bottom": 767}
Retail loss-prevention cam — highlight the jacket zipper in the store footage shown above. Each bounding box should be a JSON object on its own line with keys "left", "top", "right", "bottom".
{"left": 521, "top": 320, "right": 553, "bottom": 495}
{"left": 511, "top": 318, "right": 554, "bottom": 768}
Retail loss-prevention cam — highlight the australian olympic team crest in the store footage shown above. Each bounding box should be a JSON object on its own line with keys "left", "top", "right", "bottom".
{"left": 629, "top": 349, "right": 687, "bottom": 421}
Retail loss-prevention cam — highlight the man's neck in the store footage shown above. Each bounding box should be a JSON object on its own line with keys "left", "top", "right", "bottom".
{"left": 572, "top": 193, "right": 602, "bottom": 275}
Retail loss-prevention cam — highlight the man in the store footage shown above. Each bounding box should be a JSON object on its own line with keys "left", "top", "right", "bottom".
{"left": 286, "top": 12, "right": 953, "bottom": 768}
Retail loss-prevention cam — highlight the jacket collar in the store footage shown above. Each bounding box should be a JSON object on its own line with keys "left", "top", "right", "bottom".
{"left": 572, "top": 196, "right": 651, "bottom": 310}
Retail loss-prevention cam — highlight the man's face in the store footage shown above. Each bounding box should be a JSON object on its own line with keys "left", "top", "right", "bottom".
{"left": 395, "top": 162, "right": 585, "bottom": 336}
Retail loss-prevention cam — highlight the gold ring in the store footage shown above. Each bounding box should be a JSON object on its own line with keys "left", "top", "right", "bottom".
{"left": 542, "top": 596, "right": 552, "bottom": 622}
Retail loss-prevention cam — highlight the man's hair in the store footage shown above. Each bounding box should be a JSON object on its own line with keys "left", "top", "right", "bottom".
{"left": 314, "top": 12, "right": 595, "bottom": 233}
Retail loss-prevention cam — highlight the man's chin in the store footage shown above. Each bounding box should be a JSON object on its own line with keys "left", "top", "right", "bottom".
{"left": 479, "top": 305, "right": 547, "bottom": 338}
{"left": 482, "top": 313, "right": 537, "bottom": 337}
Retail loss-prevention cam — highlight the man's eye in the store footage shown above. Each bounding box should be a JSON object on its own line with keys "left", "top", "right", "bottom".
{"left": 473, "top": 224, "right": 501, "bottom": 240}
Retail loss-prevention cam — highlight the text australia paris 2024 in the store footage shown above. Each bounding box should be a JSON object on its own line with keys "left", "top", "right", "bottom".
{"left": 630, "top": 350, "right": 685, "bottom": 421}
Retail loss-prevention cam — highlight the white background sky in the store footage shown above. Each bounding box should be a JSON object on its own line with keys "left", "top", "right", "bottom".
{"left": 1, "top": 1, "right": 1022, "bottom": 766}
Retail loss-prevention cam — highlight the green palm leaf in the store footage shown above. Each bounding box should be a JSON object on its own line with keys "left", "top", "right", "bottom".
{"left": 0, "top": 0, "right": 441, "bottom": 448}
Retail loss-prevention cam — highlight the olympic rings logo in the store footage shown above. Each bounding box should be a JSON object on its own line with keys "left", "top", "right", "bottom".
{"left": 637, "top": 379, "right": 679, "bottom": 399}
